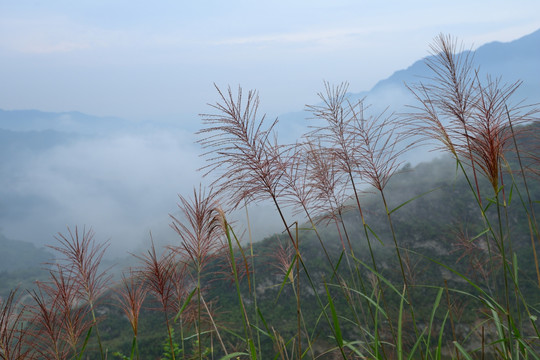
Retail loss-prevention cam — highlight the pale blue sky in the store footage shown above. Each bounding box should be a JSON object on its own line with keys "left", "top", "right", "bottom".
{"left": 1, "top": 1, "right": 539, "bottom": 122}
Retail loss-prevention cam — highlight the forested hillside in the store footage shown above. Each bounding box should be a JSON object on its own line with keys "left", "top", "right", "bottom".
{"left": 79, "top": 121, "right": 538, "bottom": 359}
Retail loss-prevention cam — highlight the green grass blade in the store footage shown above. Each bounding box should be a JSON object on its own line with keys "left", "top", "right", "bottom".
{"left": 174, "top": 287, "right": 197, "bottom": 322}
{"left": 436, "top": 311, "right": 449, "bottom": 360}
{"left": 374, "top": 289, "right": 381, "bottom": 359}
{"left": 256, "top": 307, "right": 272, "bottom": 338}
{"left": 397, "top": 286, "right": 405, "bottom": 360}
{"left": 229, "top": 223, "right": 253, "bottom": 293}
{"left": 489, "top": 303, "right": 508, "bottom": 356}
{"left": 248, "top": 338, "right": 257, "bottom": 360}
{"left": 331, "top": 251, "right": 345, "bottom": 281}
{"left": 351, "top": 254, "right": 409, "bottom": 303}
{"left": 453, "top": 341, "right": 474, "bottom": 360}
{"left": 390, "top": 187, "right": 441, "bottom": 215}
{"left": 425, "top": 288, "right": 444, "bottom": 359}
{"left": 219, "top": 352, "right": 250, "bottom": 360}
{"left": 406, "top": 328, "right": 426, "bottom": 360}
{"left": 365, "top": 224, "right": 384, "bottom": 245}
{"left": 516, "top": 337, "right": 540, "bottom": 360}
{"left": 343, "top": 340, "right": 366, "bottom": 357}
{"left": 250, "top": 324, "right": 271, "bottom": 339}
{"left": 513, "top": 252, "right": 519, "bottom": 285}
{"left": 328, "top": 284, "right": 388, "bottom": 318}
{"left": 324, "top": 279, "right": 343, "bottom": 347}
{"left": 274, "top": 256, "right": 296, "bottom": 303}
{"left": 471, "top": 228, "right": 490, "bottom": 241}
{"left": 75, "top": 327, "right": 93, "bottom": 360}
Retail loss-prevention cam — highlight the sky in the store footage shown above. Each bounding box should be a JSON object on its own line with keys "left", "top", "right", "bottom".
{"left": 1, "top": 1, "right": 540, "bottom": 256}
{"left": 1, "top": 1, "right": 540, "bottom": 123}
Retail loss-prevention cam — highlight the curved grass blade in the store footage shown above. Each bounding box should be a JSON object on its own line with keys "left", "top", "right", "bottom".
{"left": 219, "top": 352, "right": 250, "bottom": 360}
{"left": 328, "top": 284, "right": 388, "bottom": 318}
{"left": 390, "top": 187, "right": 441, "bottom": 215}
{"left": 174, "top": 287, "right": 197, "bottom": 322}
{"left": 436, "top": 311, "right": 449, "bottom": 360}
{"left": 324, "top": 279, "right": 343, "bottom": 348}
{"left": 406, "top": 328, "right": 426, "bottom": 360}
{"left": 453, "top": 341, "right": 474, "bottom": 360}
{"left": 397, "top": 286, "right": 406, "bottom": 360}
{"left": 75, "top": 327, "right": 93, "bottom": 360}
{"left": 351, "top": 254, "right": 409, "bottom": 303}
{"left": 424, "top": 288, "right": 444, "bottom": 359}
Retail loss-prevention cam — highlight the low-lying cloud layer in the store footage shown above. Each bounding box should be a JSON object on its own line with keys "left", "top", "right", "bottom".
{"left": 0, "top": 118, "right": 303, "bottom": 257}
{"left": 1, "top": 127, "right": 204, "bottom": 255}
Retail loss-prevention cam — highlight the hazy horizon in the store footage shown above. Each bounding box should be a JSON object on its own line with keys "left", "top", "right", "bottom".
{"left": 1, "top": 1, "right": 540, "bottom": 122}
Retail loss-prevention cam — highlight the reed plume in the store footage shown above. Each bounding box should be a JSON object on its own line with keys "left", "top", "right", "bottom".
{"left": 306, "top": 82, "right": 404, "bottom": 352}
{"left": 0, "top": 290, "right": 33, "bottom": 360}
{"left": 170, "top": 187, "right": 228, "bottom": 358}
{"left": 303, "top": 141, "right": 352, "bottom": 250}
{"left": 114, "top": 271, "right": 148, "bottom": 360}
{"left": 277, "top": 143, "right": 316, "bottom": 216}
{"left": 116, "top": 271, "right": 147, "bottom": 338}
{"left": 170, "top": 187, "right": 223, "bottom": 274}
{"left": 46, "top": 268, "right": 92, "bottom": 352}
{"left": 48, "top": 226, "right": 110, "bottom": 359}
{"left": 467, "top": 75, "right": 526, "bottom": 192}
{"left": 407, "top": 34, "right": 535, "bottom": 195}
{"left": 406, "top": 34, "right": 483, "bottom": 204}
{"left": 348, "top": 102, "right": 409, "bottom": 192}
{"left": 28, "top": 281, "right": 72, "bottom": 360}
{"left": 271, "top": 240, "right": 296, "bottom": 283}
{"left": 136, "top": 238, "right": 179, "bottom": 359}
{"left": 199, "top": 85, "right": 351, "bottom": 358}
{"left": 136, "top": 239, "right": 177, "bottom": 314}
{"left": 50, "top": 226, "right": 110, "bottom": 306}
{"left": 198, "top": 85, "right": 285, "bottom": 210}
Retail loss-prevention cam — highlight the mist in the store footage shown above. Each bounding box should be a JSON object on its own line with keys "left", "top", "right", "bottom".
{"left": 0, "top": 113, "right": 310, "bottom": 258}
{"left": 0, "top": 126, "right": 198, "bottom": 254}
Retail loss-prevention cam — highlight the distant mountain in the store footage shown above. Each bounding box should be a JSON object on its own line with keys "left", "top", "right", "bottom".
{"left": 276, "top": 28, "right": 540, "bottom": 143}
{"left": 0, "top": 128, "right": 77, "bottom": 153}
{"left": 0, "top": 108, "right": 191, "bottom": 136}
{"left": 0, "top": 232, "right": 52, "bottom": 272}
{"left": 0, "top": 109, "right": 131, "bottom": 134}
{"left": 358, "top": 28, "right": 540, "bottom": 107}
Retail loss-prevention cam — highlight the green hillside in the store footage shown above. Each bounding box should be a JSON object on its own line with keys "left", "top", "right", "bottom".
{"left": 74, "top": 122, "right": 540, "bottom": 359}
{"left": 0, "top": 233, "right": 52, "bottom": 298}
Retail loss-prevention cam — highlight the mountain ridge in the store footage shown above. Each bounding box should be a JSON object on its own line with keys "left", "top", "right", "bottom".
{"left": 365, "top": 27, "right": 540, "bottom": 101}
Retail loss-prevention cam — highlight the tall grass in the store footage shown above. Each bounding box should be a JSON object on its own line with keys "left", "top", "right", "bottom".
{"left": 2, "top": 35, "right": 539, "bottom": 359}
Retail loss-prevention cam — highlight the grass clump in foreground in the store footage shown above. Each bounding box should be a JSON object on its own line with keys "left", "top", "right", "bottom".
{"left": 1, "top": 34, "right": 540, "bottom": 359}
